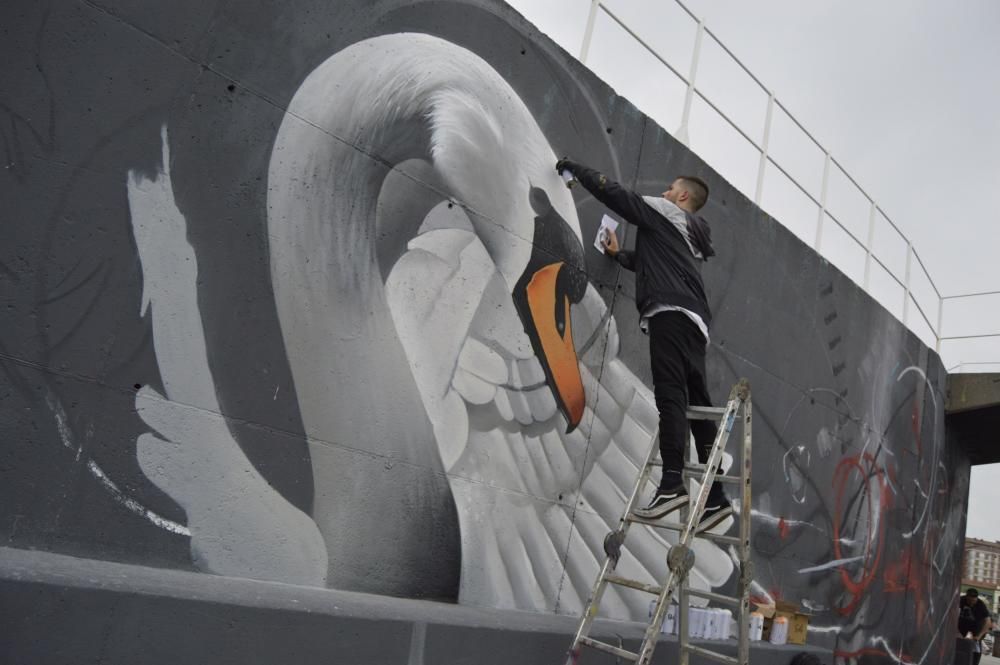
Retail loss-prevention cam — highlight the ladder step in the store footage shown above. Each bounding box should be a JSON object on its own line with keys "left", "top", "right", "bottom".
{"left": 605, "top": 574, "right": 663, "bottom": 595}
{"left": 684, "top": 644, "right": 739, "bottom": 665}
{"left": 645, "top": 463, "right": 740, "bottom": 486}
{"left": 687, "top": 588, "right": 740, "bottom": 607}
{"left": 686, "top": 406, "right": 727, "bottom": 420}
{"left": 579, "top": 637, "right": 639, "bottom": 661}
{"left": 626, "top": 516, "right": 741, "bottom": 546}
{"left": 697, "top": 531, "right": 742, "bottom": 546}
{"left": 682, "top": 467, "right": 742, "bottom": 484}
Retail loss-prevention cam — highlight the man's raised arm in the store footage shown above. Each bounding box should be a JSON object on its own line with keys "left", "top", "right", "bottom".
{"left": 556, "top": 159, "right": 655, "bottom": 232}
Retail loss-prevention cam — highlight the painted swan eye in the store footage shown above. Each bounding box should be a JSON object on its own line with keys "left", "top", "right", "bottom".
{"left": 555, "top": 295, "right": 568, "bottom": 337}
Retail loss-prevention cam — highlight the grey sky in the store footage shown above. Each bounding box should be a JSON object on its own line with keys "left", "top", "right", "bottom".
{"left": 674, "top": 0, "right": 1000, "bottom": 362}
{"left": 505, "top": 0, "right": 1000, "bottom": 541}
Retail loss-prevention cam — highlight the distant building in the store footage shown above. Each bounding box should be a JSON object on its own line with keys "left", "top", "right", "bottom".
{"left": 962, "top": 537, "right": 1000, "bottom": 613}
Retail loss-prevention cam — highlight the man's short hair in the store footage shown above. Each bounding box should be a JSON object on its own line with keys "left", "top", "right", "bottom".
{"left": 789, "top": 653, "right": 822, "bottom": 665}
{"left": 967, "top": 588, "right": 979, "bottom": 597}
{"left": 677, "top": 175, "right": 710, "bottom": 211}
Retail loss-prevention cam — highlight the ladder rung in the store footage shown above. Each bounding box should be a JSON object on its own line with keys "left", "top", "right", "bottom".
{"left": 627, "top": 514, "right": 680, "bottom": 529}
{"left": 687, "top": 588, "right": 740, "bottom": 607}
{"left": 682, "top": 467, "right": 742, "bottom": 485}
{"left": 605, "top": 574, "right": 663, "bottom": 595}
{"left": 579, "top": 637, "right": 639, "bottom": 661}
{"left": 627, "top": 516, "right": 741, "bottom": 546}
{"left": 695, "top": 531, "right": 741, "bottom": 546}
{"left": 684, "top": 643, "right": 739, "bottom": 665}
{"left": 686, "top": 406, "right": 727, "bottom": 420}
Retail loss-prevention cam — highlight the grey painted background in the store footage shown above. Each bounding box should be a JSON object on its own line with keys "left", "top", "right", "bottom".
{"left": 1, "top": 0, "right": 967, "bottom": 662}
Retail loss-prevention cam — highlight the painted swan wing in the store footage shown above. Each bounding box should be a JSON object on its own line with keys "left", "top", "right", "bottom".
{"left": 385, "top": 210, "right": 734, "bottom": 618}
{"left": 128, "top": 127, "right": 328, "bottom": 586}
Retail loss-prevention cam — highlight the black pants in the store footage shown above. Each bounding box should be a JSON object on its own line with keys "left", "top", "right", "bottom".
{"left": 648, "top": 311, "right": 717, "bottom": 483}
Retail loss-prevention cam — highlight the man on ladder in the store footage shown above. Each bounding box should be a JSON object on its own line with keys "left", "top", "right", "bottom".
{"left": 556, "top": 158, "right": 731, "bottom": 530}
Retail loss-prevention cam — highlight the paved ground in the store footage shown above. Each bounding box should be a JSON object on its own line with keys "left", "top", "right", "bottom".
{"left": 983, "top": 654, "right": 1000, "bottom": 664}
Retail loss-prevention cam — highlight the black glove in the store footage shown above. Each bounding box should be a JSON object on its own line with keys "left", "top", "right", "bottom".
{"left": 555, "top": 157, "right": 576, "bottom": 174}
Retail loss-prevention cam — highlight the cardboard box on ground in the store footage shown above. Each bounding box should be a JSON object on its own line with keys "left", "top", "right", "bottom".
{"left": 756, "top": 601, "right": 811, "bottom": 645}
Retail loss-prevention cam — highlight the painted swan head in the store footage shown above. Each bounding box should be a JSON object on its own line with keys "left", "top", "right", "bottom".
{"left": 267, "top": 32, "right": 588, "bottom": 434}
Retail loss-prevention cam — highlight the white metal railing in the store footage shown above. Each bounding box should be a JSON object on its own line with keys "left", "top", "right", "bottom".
{"left": 563, "top": 0, "right": 999, "bottom": 371}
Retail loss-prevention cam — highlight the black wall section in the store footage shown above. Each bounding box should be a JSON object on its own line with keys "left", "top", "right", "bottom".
{"left": 1, "top": 0, "right": 967, "bottom": 663}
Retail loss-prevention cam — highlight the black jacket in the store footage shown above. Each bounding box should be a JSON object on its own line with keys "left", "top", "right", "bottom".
{"left": 564, "top": 161, "right": 714, "bottom": 328}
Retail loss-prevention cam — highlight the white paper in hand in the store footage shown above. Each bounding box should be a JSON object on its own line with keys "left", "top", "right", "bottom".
{"left": 593, "top": 214, "right": 620, "bottom": 254}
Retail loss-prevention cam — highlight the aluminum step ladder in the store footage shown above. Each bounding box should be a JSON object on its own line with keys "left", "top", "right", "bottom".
{"left": 564, "top": 379, "right": 753, "bottom": 665}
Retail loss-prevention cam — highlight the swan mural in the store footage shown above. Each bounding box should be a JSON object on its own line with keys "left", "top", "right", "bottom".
{"left": 3, "top": 4, "right": 965, "bottom": 659}
{"left": 128, "top": 32, "right": 735, "bottom": 618}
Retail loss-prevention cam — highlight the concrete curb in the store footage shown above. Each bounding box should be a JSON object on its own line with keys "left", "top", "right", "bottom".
{"left": 1, "top": 546, "right": 829, "bottom": 664}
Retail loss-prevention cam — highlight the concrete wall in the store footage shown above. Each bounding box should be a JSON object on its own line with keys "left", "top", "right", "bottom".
{"left": 1, "top": 0, "right": 967, "bottom": 662}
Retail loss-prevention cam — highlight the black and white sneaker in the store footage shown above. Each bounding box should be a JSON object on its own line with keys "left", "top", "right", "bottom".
{"left": 697, "top": 501, "right": 734, "bottom": 532}
{"left": 633, "top": 486, "right": 688, "bottom": 520}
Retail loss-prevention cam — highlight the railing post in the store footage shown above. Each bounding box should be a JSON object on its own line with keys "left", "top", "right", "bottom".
{"left": 675, "top": 16, "right": 705, "bottom": 147}
{"left": 579, "top": 0, "right": 601, "bottom": 64}
{"left": 902, "top": 242, "right": 912, "bottom": 325}
{"left": 863, "top": 201, "right": 877, "bottom": 291}
{"left": 754, "top": 92, "right": 775, "bottom": 206}
{"left": 935, "top": 296, "right": 944, "bottom": 354}
{"left": 814, "top": 153, "right": 831, "bottom": 252}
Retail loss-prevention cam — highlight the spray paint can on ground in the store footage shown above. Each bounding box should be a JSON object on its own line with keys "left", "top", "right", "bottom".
{"left": 769, "top": 616, "right": 789, "bottom": 645}
{"left": 749, "top": 611, "right": 764, "bottom": 641}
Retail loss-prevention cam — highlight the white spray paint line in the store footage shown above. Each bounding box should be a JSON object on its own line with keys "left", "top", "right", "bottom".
{"left": 898, "top": 365, "right": 940, "bottom": 540}
{"left": 797, "top": 555, "right": 865, "bottom": 574}
{"left": 45, "top": 393, "right": 80, "bottom": 458}
{"left": 44, "top": 390, "right": 189, "bottom": 536}
{"left": 782, "top": 445, "right": 810, "bottom": 504}
{"left": 870, "top": 607, "right": 952, "bottom": 665}
{"left": 931, "top": 470, "right": 956, "bottom": 573}
{"left": 87, "top": 460, "right": 190, "bottom": 536}
{"left": 800, "top": 598, "right": 828, "bottom": 613}
{"left": 882, "top": 460, "right": 899, "bottom": 497}
{"left": 749, "top": 508, "right": 827, "bottom": 535}
{"left": 897, "top": 365, "right": 937, "bottom": 410}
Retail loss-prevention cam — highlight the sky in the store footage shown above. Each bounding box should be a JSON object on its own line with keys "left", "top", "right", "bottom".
{"left": 504, "top": 0, "right": 1000, "bottom": 543}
